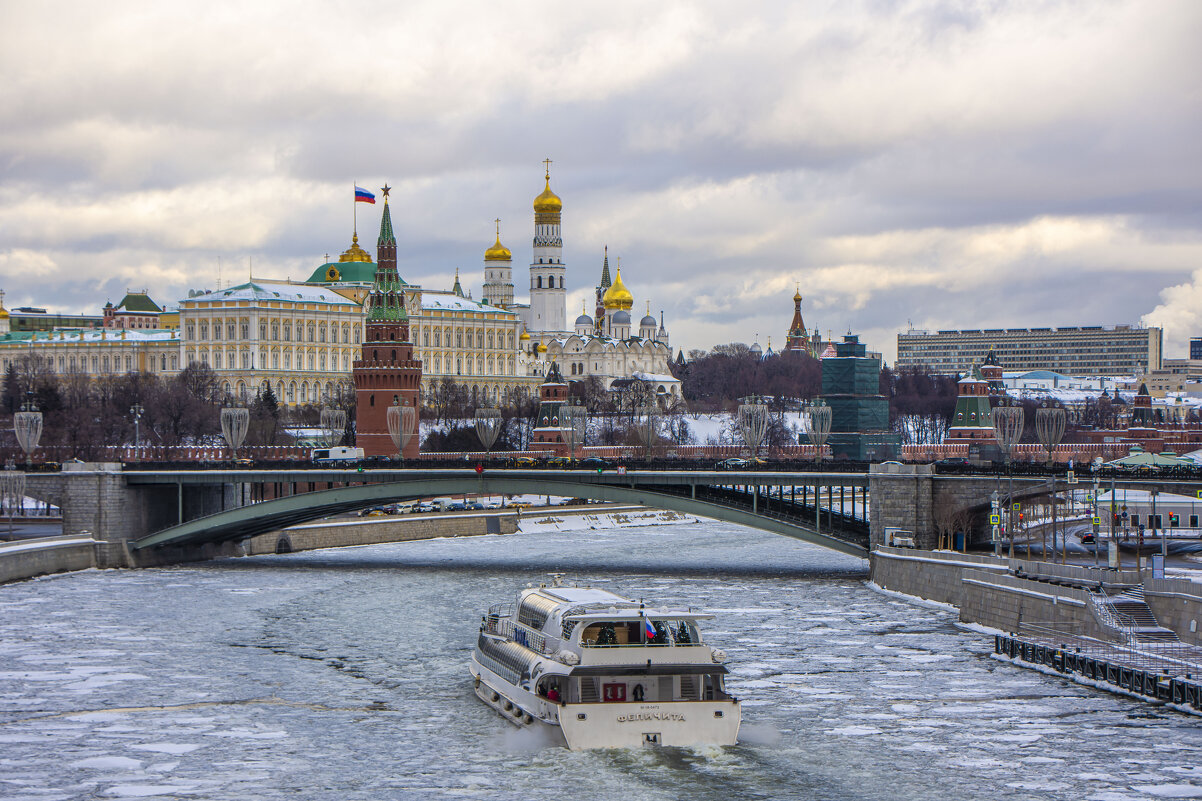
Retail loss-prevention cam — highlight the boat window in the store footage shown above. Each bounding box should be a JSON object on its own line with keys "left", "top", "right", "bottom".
{"left": 579, "top": 619, "right": 700, "bottom": 646}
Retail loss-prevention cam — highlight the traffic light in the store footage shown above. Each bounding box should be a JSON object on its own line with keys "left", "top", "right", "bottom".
{"left": 1170, "top": 513, "right": 1180, "bottom": 527}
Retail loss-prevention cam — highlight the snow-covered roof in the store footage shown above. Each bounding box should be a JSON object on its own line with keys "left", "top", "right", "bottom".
{"left": 21, "top": 329, "right": 179, "bottom": 344}
{"left": 182, "top": 282, "right": 356, "bottom": 306}
{"left": 421, "top": 292, "right": 517, "bottom": 316}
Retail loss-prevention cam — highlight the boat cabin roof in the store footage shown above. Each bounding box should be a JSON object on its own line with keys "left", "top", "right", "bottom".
{"left": 564, "top": 611, "right": 715, "bottom": 622}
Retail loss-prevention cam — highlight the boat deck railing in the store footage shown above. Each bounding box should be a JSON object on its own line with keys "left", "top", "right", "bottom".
{"left": 483, "top": 615, "right": 552, "bottom": 655}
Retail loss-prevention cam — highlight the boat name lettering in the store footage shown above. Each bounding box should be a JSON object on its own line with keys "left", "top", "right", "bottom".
{"left": 616, "top": 712, "right": 685, "bottom": 723}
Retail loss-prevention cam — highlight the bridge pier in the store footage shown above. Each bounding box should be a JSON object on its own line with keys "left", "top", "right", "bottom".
{"left": 24, "top": 466, "right": 250, "bottom": 568}
{"left": 869, "top": 463, "right": 937, "bottom": 549}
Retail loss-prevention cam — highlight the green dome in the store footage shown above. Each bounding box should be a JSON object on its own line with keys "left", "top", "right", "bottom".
{"left": 305, "top": 260, "right": 380, "bottom": 284}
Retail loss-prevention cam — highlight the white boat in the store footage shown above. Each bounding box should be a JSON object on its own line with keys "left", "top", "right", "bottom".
{"left": 469, "top": 577, "right": 741, "bottom": 749}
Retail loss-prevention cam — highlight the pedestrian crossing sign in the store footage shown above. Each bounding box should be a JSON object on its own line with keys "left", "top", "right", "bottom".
{"left": 990, "top": 514, "right": 1000, "bottom": 525}
{"left": 1092, "top": 516, "right": 1101, "bottom": 525}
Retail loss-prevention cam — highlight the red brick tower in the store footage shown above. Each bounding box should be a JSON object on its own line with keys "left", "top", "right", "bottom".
{"left": 353, "top": 186, "right": 422, "bottom": 457}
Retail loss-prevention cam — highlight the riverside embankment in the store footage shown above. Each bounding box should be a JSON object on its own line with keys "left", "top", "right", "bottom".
{"left": 871, "top": 545, "right": 1202, "bottom": 710}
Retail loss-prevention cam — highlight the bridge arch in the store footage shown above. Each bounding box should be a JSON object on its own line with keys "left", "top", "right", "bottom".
{"left": 131, "top": 476, "right": 868, "bottom": 558}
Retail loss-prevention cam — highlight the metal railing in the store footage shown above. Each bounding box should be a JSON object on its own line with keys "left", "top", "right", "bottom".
{"left": 1017, "top": 622, "right": 1202, "bottom": 674}
{"left": 482, "top": 614, "right": 551, "bottom": 655}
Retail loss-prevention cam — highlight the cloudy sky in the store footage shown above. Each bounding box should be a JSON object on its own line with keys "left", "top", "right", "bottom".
{"left": 2, "top": 0, "right": 1200, "bottom": 362}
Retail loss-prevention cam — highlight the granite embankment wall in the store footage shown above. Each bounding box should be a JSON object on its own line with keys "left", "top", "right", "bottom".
{"left": 870, "top": 547, "right": 1202, "bottom": 644}
{"left": 244, "top": 512, "right": 519, "bottom": 555}
{"left": 1145, "top": 577, "right": 1202, "bottom": 647}
{"left": 0, "top": 536, "right": 98, "bottom": 585}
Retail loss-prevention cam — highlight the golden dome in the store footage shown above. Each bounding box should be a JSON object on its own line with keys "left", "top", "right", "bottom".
{"left": 793, "top": 285, "right": 803, "bottom": 303}
{"left": 484, "top": 233, "right": 512, "bottom": 262}
{"left": 338, "top": 233, "right": 373, "bottom": 263}
{"left": 0, "top": 307, "right": 8, "bottom": 319}
{"left": 519, "top": 329, "right": 530, "bottom": 341}
{"left": 602, "top": 263, "right": 634, "bottom": 310}
{"left": 536, "top": 342, "right": 548, "bottom": 354}
{"left": 533, "top": 176, "right": 562, "bottom": 214}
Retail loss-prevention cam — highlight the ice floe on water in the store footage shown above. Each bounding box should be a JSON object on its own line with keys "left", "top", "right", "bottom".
{"left": 0, "top": 518, "right": 1199, "bottom": 800}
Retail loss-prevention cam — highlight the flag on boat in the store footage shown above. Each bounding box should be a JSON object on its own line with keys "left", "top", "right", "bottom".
{"left": 644, "top": 617, "right": 656, "bottom": 638}
{"left": 354, "top": 186, "right": 376, "bottom": 204}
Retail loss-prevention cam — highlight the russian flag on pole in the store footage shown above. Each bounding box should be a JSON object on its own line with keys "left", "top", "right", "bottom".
{"left": 644, "top": 617, "right": 656, "bottom": 638}
{"left": 354, "top": 186, "right": 376, "bottom": 204}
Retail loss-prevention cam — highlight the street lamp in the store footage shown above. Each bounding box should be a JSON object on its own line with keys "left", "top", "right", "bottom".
{"left": 474, "top": 407, "right": 502, "bottom": 458}
{"left": 1, "top": 462, "right": 24, "bottom": 539}
{"left": 319, "top": 407, "right": 347, "bottom": 449}
{"left": 991, "top": 403, "right": 1024, "bottom": 559}
{"left": 14, "top": 394, "right": 43, "bottom": 468}
{"left": 737, "top": 397, "right": 769, "bottom": 459}
{"left": 129, "top": 403, "right": 144, "bottom": 455}
{"left": 386, "top": 398, "right": 416, "bottom": 460}
{"left": 562, "top": 404, "right": 587, "bottom": 461}
{"left": 220, "top": 403, "right": 250, "bottom": 460}
{"left": 804, "top": 400, "right": 832, "bottom": 463}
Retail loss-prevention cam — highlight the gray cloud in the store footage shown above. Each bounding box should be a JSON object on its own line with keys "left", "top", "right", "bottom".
{"left": 2, "top": 0, "right": 1200, "bottom": 363}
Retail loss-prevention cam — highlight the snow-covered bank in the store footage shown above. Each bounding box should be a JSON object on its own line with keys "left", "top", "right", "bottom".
{"left": 516, "top": 507, "right": 700, "bottom": 534}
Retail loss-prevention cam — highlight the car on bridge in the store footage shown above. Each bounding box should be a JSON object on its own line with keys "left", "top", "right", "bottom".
{"left": 546, "top": 456, "right": 574, "bottom": 468}
{"left": 714, "top": 457, "right": 765, "bottom": 470}
{"left": 579, "top": 456, "right": 611, "bottom": 470}
{"left": 504, "top": 456, "right": 541, "bottom": 468}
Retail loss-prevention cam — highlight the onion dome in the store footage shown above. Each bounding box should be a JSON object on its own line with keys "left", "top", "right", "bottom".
{"left": 533, "top": 175, "right": 562, "bottom": 214}
{"left": 602, "top": 262, "right": 634, "bottom": 310}
{"left": 576, "top": 312, "right": 594, "bottom": 327}
{"left": 537, "top": 342, "right": 548, "bottom": 354}
{"left": 484, "top": 235, "right": 511, "bottom": 261}
{"left": 519, "top": 329, "right": 531, "bottom": 342}
{"left": 749, "top": 340, "right": 762, "bottom": 356}
{"left": 793, "top": 287, "right": 803, "bottom": 303}
{"left": 0, "top": 307, "right": 8, "bottom": 319}
{"left": 485, "top": 220, "right": 512, "bottom": 261}
{"left": 612, "top": 309, "right": 631, "bottom": 325}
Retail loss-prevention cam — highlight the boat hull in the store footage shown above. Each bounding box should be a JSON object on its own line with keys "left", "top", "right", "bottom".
{"left": 471, "top": 656, "right": 740, "bottom": 749}
{"left": 558, "top": 699, "right": 741, "bottom": 749}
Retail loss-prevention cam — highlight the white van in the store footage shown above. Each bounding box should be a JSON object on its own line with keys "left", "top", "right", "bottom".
{"left": 311, "top": 446, "right": 366, "bottom": 462}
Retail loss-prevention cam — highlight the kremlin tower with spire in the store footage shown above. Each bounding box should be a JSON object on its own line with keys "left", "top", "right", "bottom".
{"left": 353, "top": 186, "right": 423, "bottom": 458}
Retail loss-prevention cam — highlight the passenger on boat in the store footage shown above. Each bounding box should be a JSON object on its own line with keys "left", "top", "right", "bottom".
{"left": 632, "top": 683, "right": 644, "bottom": 702}
{"left": 547, "top": 686, "right": 561, "bottom": 703}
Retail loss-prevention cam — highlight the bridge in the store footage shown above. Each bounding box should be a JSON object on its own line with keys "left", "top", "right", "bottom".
{"left": 18, "top": 462, "right": 1202, "bottom": 568}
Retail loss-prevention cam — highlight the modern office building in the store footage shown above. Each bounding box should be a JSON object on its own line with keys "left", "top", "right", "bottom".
{"left": 1191, "top": 337, "right": 1201, "bottom": 361}
{"left": 896, "top": 325, "right": 1162, "bottom": 377}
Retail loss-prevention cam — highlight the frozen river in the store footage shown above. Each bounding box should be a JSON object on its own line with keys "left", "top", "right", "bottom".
{"left": 1, "top": 518, "right": 1200, "bottom": 800}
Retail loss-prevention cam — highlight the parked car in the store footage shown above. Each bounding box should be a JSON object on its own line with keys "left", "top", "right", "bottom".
{"left": 579, "top": 456, "right": 611, "bottom": 470}
{"left": 546, "top": 456, "right": 573, "bottom": 468}
{"left": 358, "top": 506, "right": 389, "bottom": 517}
{"left": 446, "top": 502, "right": 467, "bottom": 512}
{"left": 413, "top": 501, "right": 436, "bottom": 513}
{"left": 465, "top": 501, "right": 485, "bottom": 510}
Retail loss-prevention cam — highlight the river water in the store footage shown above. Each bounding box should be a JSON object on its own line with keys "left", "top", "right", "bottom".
{"left": 1, "top": 518, "right": 1200, "bottom": 801}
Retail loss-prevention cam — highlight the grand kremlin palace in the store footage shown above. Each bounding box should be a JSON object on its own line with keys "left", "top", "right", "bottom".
{"left": 0, "top": 167, "right": 677, "bottom": 405}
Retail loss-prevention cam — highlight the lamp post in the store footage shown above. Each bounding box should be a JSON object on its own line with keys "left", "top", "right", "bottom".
{"left": 386, "top": 398, "right": 416, "bottom": 460}
{"left": 562, "top": 404, "right": 587, "bottom": 461}
{"left": 474, "top": 407, "right": 502, "bottom": 459}
{"left": 737, "top": 397, "right": 769, "bottom": 459}
{"left": 1, "top": 462, "right": 24, "bottom": 539}
{"left": 14, "top": 395, "right": 43, "bottom": 468}
{"left": 129, "top": 403, "right": 144, "bottom": 458}
{"left": 319, "top": 407, "right": 347, "bottom": 449}
{"left": 804, "top": 400, "right": 832, "bottom": 463}
{"left": 991, "top": 404, "right": 1024, "bottom": 559}
{"left": 220, "top": 403, "right": 250, "bottom": 460}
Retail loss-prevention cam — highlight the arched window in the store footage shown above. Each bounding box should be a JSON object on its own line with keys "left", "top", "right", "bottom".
{"left": 507, "top": 332, "right": 514, "bottom": 349}
{"left": 423, "top": 331, "right": 430, "bottom": 346}
{"left": 342, "top": 325, "right": 349, "bottom": 344}
{"left": 259, "top": 323, "right": 267, "bottom": 340}
{"left": 271, "top": 322, "right": 279, "bottom": 340}
{"left": 536, "top": 276, "right": 542, "bottom": 288}
{"left": 477, "top": 331, "right": 484, "bottom": 348}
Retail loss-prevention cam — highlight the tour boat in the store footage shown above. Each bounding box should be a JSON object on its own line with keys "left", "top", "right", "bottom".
{"left": 469, "top": 577, "right": 741, "bottom": 749}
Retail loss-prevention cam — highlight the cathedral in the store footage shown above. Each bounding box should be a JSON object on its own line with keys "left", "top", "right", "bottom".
{"left": 481, "top": 164, "right": 680, "bottom": 404}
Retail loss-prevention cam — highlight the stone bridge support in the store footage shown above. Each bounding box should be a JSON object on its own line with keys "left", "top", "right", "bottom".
{"left": 24, "top": 465, "right": 246, "bottom": 567}
{"left": 869, "top": 464, "right": 1046, "bottom": 550}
